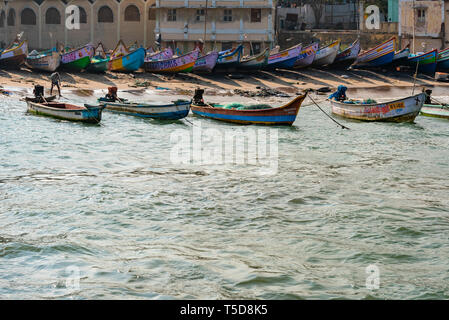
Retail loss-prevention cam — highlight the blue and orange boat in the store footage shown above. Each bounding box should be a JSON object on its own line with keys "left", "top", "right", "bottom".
{"left": 190, "top": 89, "right": 307, "bottom": 125}
{"left": 408, "top": 49, "right": 437, "bottom": 75}
{"left": 352, "top": 37, "right": 395, "bottom": 68}
{"left": 108, "top": 40, "right": 145, "bottom": 72}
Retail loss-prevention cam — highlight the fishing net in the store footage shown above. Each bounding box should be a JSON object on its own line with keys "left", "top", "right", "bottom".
{"left": 213, "top": 103, "right": 272, "bottom": 110}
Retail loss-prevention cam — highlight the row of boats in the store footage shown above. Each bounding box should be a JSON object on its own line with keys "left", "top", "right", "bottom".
{"left": 23, "top": 85, "right": 449, "bottom": 126}
{"left": 1, "top": 37, "right": 448, "bottom": 75}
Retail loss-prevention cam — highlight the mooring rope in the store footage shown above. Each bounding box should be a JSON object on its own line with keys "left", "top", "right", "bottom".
{"left": 307, "top": 93, "right": 350, "bottom": 130}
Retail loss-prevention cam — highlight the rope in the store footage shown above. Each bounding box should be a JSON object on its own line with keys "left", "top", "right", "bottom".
{"left": 308, "top": 93, "right": 350, "bottom": 130}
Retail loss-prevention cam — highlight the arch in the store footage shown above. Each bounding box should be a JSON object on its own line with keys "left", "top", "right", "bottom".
{"left": 124, "top": 5, "right": 140, "bottom": 22}
{"left": 0, "top": 11, "right": 5, "bottom": 28}
{"left": 21, "top": 8, "right": 37, "bottom": 25}
{"left": 148, "top": 7, "right": 156, "bottom": 20}
{"left": 78, "top": 6, "right": 87, "bottom": 24}
{"left": 98, "top": 6, "right": 113, "bottom": 23}
{"left": 45, "top": 7, "right": 61, "bottom": 24}
{"left": 7, "top": 9, "right": 15, "bottom": 26}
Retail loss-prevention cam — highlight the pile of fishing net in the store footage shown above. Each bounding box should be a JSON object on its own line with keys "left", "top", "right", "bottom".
{"left": 213, "top": 103, "right": 272, "bottom": 110}
{"left": 343, "top": 98, "right": 377, "bottom": 104}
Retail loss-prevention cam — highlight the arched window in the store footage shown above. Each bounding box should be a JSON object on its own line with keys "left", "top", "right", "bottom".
{"left": 7, "top": 9, "right": 15, "bottom": 26}
{"left": 21, "top": 8, "right": 37, "bottom": 25}
{"left": 79, "top": 6, "right": 87, "bottom": 24}
{"left": 0, "top": 11, "right": 5, "bottom": 28}
{"left": 124, "top": 5, "right": 140, "bottom": 22}
{"left": 45, "top": 7, "right": 61, "bottom": 24}
{"left": 98, "top": 6, "right": 113, "bottom": 23}
{"left": 148, "top": 7, "right": 156, "bottom": 21}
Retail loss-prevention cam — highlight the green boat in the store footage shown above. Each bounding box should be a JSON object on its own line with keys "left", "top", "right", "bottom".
{"left": 421, "top": 104, "right": 449, "bottom": 119}
{"left": 60, "top": 44, "right": 94, "bottom": 71}
{"left": 87, "top": 57, "right": 109, "bottom": 72}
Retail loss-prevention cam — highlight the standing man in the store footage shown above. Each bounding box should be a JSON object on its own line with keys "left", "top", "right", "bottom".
{"left": 50, "top": 72, "right": 61, "bottom": 98}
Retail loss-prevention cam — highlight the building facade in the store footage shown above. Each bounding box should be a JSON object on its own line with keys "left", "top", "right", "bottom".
{"left": 154, "top": 0, "right": 275, "bottom": 55}
{"left": 0, "top": 0, "right": 157, "bottom": 50}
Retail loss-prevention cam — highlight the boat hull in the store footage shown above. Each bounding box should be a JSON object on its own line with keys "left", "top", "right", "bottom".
{"left": 265, "top": 44, "right": 302, "bottom": 70}
{"left": 144, "top": 50, "right": 199, "bottom": 73}
{"left": 27, "top": 102, "right": 104, "bottom": 123}
{"left": 294, "top": 43, "right": 318, "bottom": 69}
{"left": 313, "top": 40, "right": 340, "bottom": 66}
{"left": 332, "top": 39, "right": 360, "bottom": 68}
{"left": 353, "top": 37, "right": 395, "bottom": 68}
{"left": 100, "top": 101, "right": 191, "bottom": 120}
{"left": 420, "top": 105, "right": 449, "bottom": 119}
{"left": 0, "top": 41, "right": 28, "bottom": 68}
{"left": 192, "top": 51, "right": 218, "bottom": 72}
{"left": 240, "top": 49, "right": 269, "bottom": 70}
{"left": 87, "top": 57, "right": 109, "bottom": 73}
{"left": 191, "top": 94, "right": 307, "bottom": 125}
{"left": 26, "top": 50, "right": 60, "bottom": 72}
{"left": 60, "top": 44, "right": 94, "bottom": 71}
{"left": 408, "top": 49, "right": 437, "bottom": 75}
{"left": 109, "top": 48, "right": 145, "bottom": 72}
{"left": 330, "top": 93, "right": 425, "bottom": 122}
{"left": 215, "top": 45, "right": 243, "bottom": 71}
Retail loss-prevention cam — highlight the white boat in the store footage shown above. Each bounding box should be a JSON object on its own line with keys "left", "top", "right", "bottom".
{"left": 26, "top": 49, "right": 60, "bottom": 72}
{"left": 330, "top": 93, "right": 425, "bottom": 122}
{"left": 27, "top": 101, "right": 105, "bottom": 123}
{"left": 312, "top": 40, "right": 340, "bottom": 66}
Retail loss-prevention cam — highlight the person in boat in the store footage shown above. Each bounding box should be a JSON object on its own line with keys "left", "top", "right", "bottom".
{"left": 423, "top": 88, "right": 432, "bottom": 104}
{"left": 193, "top": 88, "right": 205, "bottom": 105}
{"left": 50, "top": 72, "right": 61, "bottom": 98}
{"left": 328, "top": 85, "right": 348, "bottom": 102}
{"left": 104, "top": 86, "right": 119, "bottom": 102}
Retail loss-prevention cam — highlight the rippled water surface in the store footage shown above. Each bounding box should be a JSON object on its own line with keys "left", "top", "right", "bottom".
{"left": 1, "top": 87, "right": 449, "bottom": 299}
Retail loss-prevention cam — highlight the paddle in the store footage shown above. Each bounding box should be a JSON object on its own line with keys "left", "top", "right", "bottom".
{"left": 412, "top": 59, "right": 420, "bottom": 95}
{"left": 308, "top": 92, "right": 350, "bottom": 130}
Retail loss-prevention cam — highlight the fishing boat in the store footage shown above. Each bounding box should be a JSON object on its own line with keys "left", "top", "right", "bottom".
{"left": 108, "top": 40, "right": 145, "bottom": 72}
{"left": 98, "top": 99, "right": 191, "bottom": 120}
{"left": 312, "top": 40, "right": 340, "bottom": 66}
{"left": 0, "top": 40, "right": 28, "bottom": 68}
{"left": 87, "top": 43, "right": 109, "bottom": 73}
{"left": 330, "top": 92, "right": 425, "bottom": 122}
{"left": 144, "top": 49, "right": 200, "bottom": 73}
{"left": 332, "top": 39, "right": 360, "bottom": 68}
{"left": 265, "top": 44, "right": 302, "bottom": 70}
{"left": 435, "top": 47, "right": 449, "bottom": 71}
{"left": 190, "top": 89, "right": 307, "bottom": 125}
{"left": 192, "top": 51, "right": 219, "bottom": 72}
{"left": 26, "top": 48, "right": 60, "bottom": 72}
{"left": 24, "top": 95, "right": 56, "bottom": 102}
{"left": 408, "top": 49, "right": 437, "bottom": 75}
{"left": 352, "top": 37, "right": 395, "bottom": 68}
{"left": 27, "top": 101, "right": 105, "bottom": 123}
{"left": 420, "top": 104, "right": 449, "bottom": 119}
{"left": 60, "top": 44, "right": 94, "bottom": 71}
{"left": 392, "top": 46, "right": 410, "bottom": 67}
{"left": 215, "top": 45, "right": 243, "bottom": 70}
{"left": 146, "top": 47, "right": 174, "bottom": 61}
{"left": 294, "top": 43, "right": 318, "bottom": 69}
{"left": 240, "top": 48, "right": 269, "bottom": 70}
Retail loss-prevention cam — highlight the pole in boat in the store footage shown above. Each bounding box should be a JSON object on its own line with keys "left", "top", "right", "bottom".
{"left": 412, "top": 59, "right": 419, "bottom": 95}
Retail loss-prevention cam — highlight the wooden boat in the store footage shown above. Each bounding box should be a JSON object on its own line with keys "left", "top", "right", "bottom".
{"left": 436, "top": 47, "right": 449, "bottom": 71}
{"left": 24, "top": 95, "right": 56, "bottom": 102}
{"left": 98, "top": 99, "right": 191, "bottom": 120}
{"left": 392, "top": 46, "right": 410, "bottom": 67}
{"left": 87, "top": 43, "right": 109, "bottom": 73}
{"left": 192, "top": 51, "right": 219, "bottom": 72}
{"left": 408, "top": 49, "right": 437, "bottom": 75}
{"left": 294, "top": 43, "right": 318, "bottom": 69}
{"left": 26, "top": 49, "right": 60, "bottom": 72}
{"left": 352, "top": 37, "right": 395, "bottom": 68}
{"left": 332, "top": 39, "right": 360, "bottom": 68}
{"left": 108, "top": 41, "right": 145, "bottom": 72}
{"left": 240, "top": 48, "right": 269, "bottom": 70}
{"left": 61, "top": 44, "right": 94, "bottom": 71}
{"left": 312, "top": 40, "right": 340, "bottom": 66}
{"left": 420, "top": 104, "right": 449, "bottom": 119}
{"left": 191, "top": 90, "right": 307, "bottom": 125}
{"left": 0, "top": 40, "right": 28, "bottom": 68}
{"left": 330, "top": 93, "right": 425, "bottom": 122}
{"left": 144, "top": 49, "right": 200, "bottom": 73}
{"left": 265, "top": 44, "right": 302, "bottom": 70}
{"left": 215, "top": 45, "right": 243, "bottom": 70}
{"left": 27, "top": 101, "right": 105, "bottom": 123}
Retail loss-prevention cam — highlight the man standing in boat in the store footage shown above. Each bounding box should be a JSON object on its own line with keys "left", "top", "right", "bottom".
{"left": 50, "top": 72, "right": 61, "bottom": 98}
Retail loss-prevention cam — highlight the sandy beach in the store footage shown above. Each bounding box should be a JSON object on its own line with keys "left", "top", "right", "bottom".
{"left": 1, "top": 65, "right": 448, "bottom": 100}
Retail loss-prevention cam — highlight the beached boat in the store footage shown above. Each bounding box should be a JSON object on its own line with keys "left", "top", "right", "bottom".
{"left": 330, "top": 93, "right": 425, "bottom": 122}
{"left": 192, "top": 51, "right": 219, "bottom": 72}
{"left": 312, "top": 40, "right": 340, "bottom": 66}
{"left": 240, "top": 48, "right": 269, "bottom": 70}
{"left": 265, "top": 44, "right": 302, "bottom": 70}
{"left": 146, "top": 47, "right": 174, "bottom": 61}
{"left": 144, "top": 49, "right": 200, "bottom": 73}
{"left": 436, "top": 47, "right": 449, "bottom": 71}
{"left": 190, "top": 89, "right": 307, "bottom": 125}
{"left": 0, "top": 40, "right": 28, "bottom": 68}
{"left": 26, "top": 48, "right": 60, "bottom": 72}
{"left": 420, "top": 104, "right": 449, "bottom": 119}
{"left": 352, "top": 37, "right": 395, "bottom": 68}
{"left": 408, "top": 49, "right": 437, "bottom": 75}
{"left": 332, "top": 39, "right": 360, "bottom": 68}
{"left": 294, "top": 43, "right": 318, "bottom": 69}
{"left": 108, "top": 41, "right": 145, "bottom": 72}
{"left": 98, "top": 99, "right": 191, "bottom": 120}
{"left": 60, "top": 44, "right": 94, "bottom": 71}
{"left": 215, "top": 45, "right": 243, "bottom": 70}
{"left": 87, "top": 43, "right": 109, "bottom": 73}
{"left": 392, "top": 46, "right": 410, "bottom": 67}
{"left": 27, "top": 101, "right": 105, "bottom": 123}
